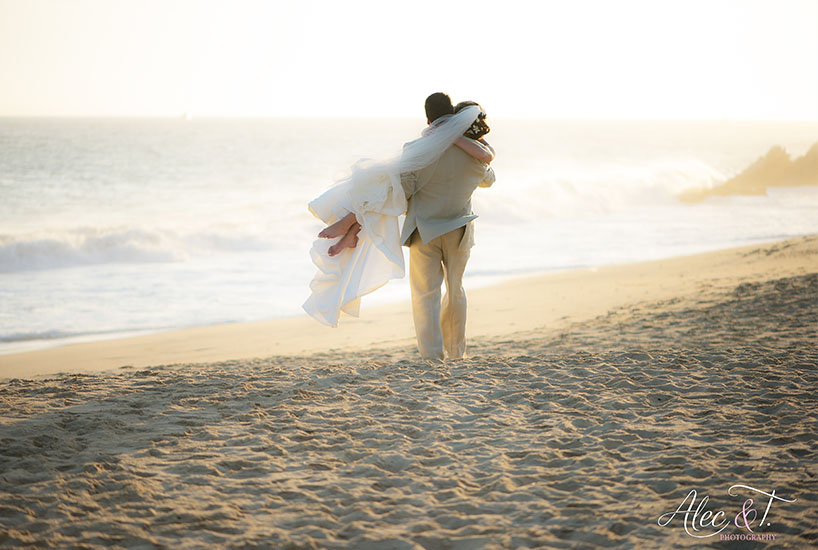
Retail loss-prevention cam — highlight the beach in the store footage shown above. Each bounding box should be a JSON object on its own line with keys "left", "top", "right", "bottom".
{"left": 1, "top": 235, "right": 816, "bottom": 549}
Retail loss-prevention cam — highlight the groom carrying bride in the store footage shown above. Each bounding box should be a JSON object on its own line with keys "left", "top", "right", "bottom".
{"left": 305, "top": 92, "right": 495, "bottom": 363}
{"left": 401, "top": 93, "right": 496, "bottom": 361}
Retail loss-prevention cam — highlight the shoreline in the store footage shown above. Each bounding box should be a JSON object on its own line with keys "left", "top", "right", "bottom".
{"left": 1, "top": 234, "right": 815, "bottom": 380}
{"left": 0, "top": 236, "right": 730, "bottom": 355}
{"left": 0, "top": 232, "right": 804, "bottom": 358}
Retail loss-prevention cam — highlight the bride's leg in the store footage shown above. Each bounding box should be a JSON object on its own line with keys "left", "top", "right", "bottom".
{"left": 328, "top": 222, "right": 361, "bottom": 257}
{"left": 319, "top": 212, "right": 357, "bottom": 239}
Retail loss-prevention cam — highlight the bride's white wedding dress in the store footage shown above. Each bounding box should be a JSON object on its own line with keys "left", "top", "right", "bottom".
{"left": 303, "top": 106, "right": 482, "bottom": 327}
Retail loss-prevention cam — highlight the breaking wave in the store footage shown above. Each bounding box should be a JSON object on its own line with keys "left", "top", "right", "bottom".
{"left": 0, "top": 226, "right": 275, "bottom": 273}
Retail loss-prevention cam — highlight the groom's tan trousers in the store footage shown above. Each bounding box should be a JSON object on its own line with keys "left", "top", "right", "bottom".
{"left": 408, "top": 226, "right": 470, "bottom": 361}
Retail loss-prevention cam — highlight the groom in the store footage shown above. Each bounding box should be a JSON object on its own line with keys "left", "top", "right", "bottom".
{"left": 400, "top": 92, "right": 495, "bottom": 361}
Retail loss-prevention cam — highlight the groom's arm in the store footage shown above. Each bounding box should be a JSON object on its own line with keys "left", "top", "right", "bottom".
{"left": 400, "top": 162, "right": 437, "bottom": 198}
{"left": 399, "top": 141, "right": 421, "bottom": 198}
{"left": 400, "top": 170, "right": 420, "bottom": 198}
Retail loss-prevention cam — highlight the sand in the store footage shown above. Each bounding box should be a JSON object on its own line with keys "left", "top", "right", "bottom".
{"left": 1, "top": 235, "right": 816, "bottom": 549}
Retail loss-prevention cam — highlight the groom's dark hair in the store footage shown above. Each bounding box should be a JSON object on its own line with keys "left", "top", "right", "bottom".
{"left": 425, "top": 92, "right": 454, "bottom": 123}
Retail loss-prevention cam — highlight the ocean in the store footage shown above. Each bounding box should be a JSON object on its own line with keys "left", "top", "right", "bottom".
{"left": 1, "top": 117, "right": 816, "bottom": 354}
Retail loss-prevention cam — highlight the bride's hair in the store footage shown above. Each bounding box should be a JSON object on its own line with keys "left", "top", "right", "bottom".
{"left": 455, "top": 101, "right": 490, "bottom": 140}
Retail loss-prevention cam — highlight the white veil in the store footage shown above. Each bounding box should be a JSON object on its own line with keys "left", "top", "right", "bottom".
{"left": 399, "top": 105, "right": 483, "bottom": 173}
{"left": 304, "top": 105, "right": 482, "bottom": 327}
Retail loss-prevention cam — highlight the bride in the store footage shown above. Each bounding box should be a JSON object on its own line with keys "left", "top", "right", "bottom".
{"left": 303, "top": 97, "right": 494, "bottom": 327}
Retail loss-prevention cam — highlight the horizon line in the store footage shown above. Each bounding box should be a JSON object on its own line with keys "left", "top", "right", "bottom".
{"left": 2, "top": 114, "right": 817, "bottom": 124}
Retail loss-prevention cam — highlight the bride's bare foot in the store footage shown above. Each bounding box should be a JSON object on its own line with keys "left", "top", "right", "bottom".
{"left": 319, "top": 212, "right": 357, "bottom": 239}
{"left": 328, "top": 223, "right": 361, "bottom": 257}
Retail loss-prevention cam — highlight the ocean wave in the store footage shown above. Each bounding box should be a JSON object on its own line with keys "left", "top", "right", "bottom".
{"left": 3, "top": 143, "right": 813, "bottom": 272}
{"left": 0, "top": 328, "right": 123, "bottom": 344}
{"left": 0, "top": 226, "right": 277, "bottom": 273}
{"left": 475, "top": 156, "right": 729, "bottom": 222}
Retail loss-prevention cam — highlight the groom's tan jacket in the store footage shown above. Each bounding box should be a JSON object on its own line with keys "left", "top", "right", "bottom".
{"left": 399, "top": 145, "right": 495, "bottom": 248}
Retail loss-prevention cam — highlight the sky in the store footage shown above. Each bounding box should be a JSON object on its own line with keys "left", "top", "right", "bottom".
{"left": 0, "top": 0, "right": 816, "bottom": 119}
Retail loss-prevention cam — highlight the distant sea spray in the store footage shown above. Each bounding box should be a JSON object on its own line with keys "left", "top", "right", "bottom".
{"left": 479, "top": 154, "right": 732, "bottom": 222}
